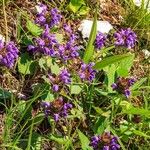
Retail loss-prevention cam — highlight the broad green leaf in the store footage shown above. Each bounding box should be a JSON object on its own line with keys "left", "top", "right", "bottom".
{"left": 104, "top": 64, "right": 117, "bottom": 92}
{"left": 131, "top": 77, "right": 147, "bottom": 90}
{"left": 26, "top": 20, "right": 43, "bottom": 36}
{"left": 77, "top": 130, "right": 92, "bottom": 150}
{"left": 68, "top": 0, "right": 85, "bottom": 13}
{"left": 18, "top": 53, "right": 36, "bottom": 75}
{"left": 70, "top": 85, "right": 82, "bottom": 94}
{"left": 93, "top": 53, "right": 133, "bottom": 70}
{"left": 83, "top": 10, "right": 97, "bottom": 63}
{"left": 79, "top": 6, "right": 90, "bottom": 15}
{"left": 117, "top": 54, "right": 135, "bottom": 77}
{"left": 41, "top": 91, "right": 54, "bottom": 102}
{"left": 39, "top": 57, "right": 60, "bottom": 75}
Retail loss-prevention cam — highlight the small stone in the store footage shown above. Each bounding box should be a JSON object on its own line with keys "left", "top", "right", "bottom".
{"left": 78, "top": 20, "right": 113, "bottom": 38}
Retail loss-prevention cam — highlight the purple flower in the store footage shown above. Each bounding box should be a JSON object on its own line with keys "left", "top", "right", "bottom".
{"left": 28, "top": 27, "right": 58, "bottom": 57}
{"left": 52, "top": 84, "right": 59, "bottom": 92}
{"left": 90, "top": 135, "right": 100, "bottom": 149}
{"left": 114, "top": 28, "right": 137, "bottom": 49}
{"left": 63, "top": 24, "right": 72, "bottom": 34}
{"left": 95, "top": 32, "right": 107, "bottom": 49}
{"left": 58, "top": 40, "right": 79, "bottom": 61}
{"left": 49, "top": 69, "right": 71, "bottom": 92}
{"left": 111, "top": 77, "right": 136, "bottom": 98}
{"left": 78, "top": 62, "right": 96, "bottom": 82}
{"left": 128, "top": 78, "right": 136, "bottom": 86}
{"left": 35, "top": 5, "right": 62, "bottom": 28}
{"left": 90, "top": 132, "right": 120, "bottom": 150}
{"left": 59, "top": 69, "right": 71, "bottom": 84}
{"left": 49, "top": 8, "right": 62, "bottom": 28}
{"left": 41, "top": 98, "right": 72, "bottom": 122}
{"left": 0, "top": 40, "right": 19, "bottom": 68}
{"left": 54, "top": 113, "right": 60, "bottom": 122}
{"left": 124, "top": 89, "right": 131, "bottom": 98}
{"left": 111, "top": 83, "right": 117, "bottom": 90}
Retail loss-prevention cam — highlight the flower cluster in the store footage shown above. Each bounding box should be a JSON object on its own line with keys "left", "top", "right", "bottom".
{"left": 29, "top": 16, "right": 79, "bottom": 61}
{"left": 90, "top": 132, "right": 120, "bottom": 150}
{"left": 95, "top": 32, "right": 107, "bottom": 49}
{"left": 114, "top": 28, "right": 137, "bottom": 49}
{"left": 58, "top": 34, "right": 79, "bottom": 61}
{"left": 35, "top": 3, "right": 62, "bottom": 28}
{"left": 111, "top": 77, "right": 136, "bottom": 98}
{"left": 49, "top": 69, "right": 71, "bottom": 92}
{"left": 28, "top": 25, "right": 59, "bottom": 57}
{"left": 41, "top": 97, "right": 72, "bottom": 122}
{"left": 0, "top": 40, "right": 19, "bottom": 68}
{"left": 78, "top": 62, "right": 96, "bottom": 82}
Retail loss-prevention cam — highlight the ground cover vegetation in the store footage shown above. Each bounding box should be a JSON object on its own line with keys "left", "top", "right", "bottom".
{"left": 0, "top": 0, "right": 150, "bottom": 149}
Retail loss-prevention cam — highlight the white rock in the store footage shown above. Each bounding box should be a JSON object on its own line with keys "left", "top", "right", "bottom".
{"left": 134, "top": 0, "right": 150, "bottom": 11}
{"left": 0, "top": 34, "right": 5, "bottom": 42}
{"left": 142, "top": 49, "right": 150, "bottom": 59}
{"left": 79, "top": 20, "right": 113, "bottom": 38}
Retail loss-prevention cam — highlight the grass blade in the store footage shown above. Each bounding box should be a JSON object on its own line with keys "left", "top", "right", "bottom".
{"left": 83, "top": 9, "right": 97, "bottom": 63}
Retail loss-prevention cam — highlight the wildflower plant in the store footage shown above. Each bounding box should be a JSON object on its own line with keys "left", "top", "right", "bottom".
{"left": 1, "top": 1, "right": 150, "bottom": 150}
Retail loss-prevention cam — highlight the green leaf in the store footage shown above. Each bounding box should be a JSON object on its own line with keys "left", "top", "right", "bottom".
{"left": 0, "top": 88, "right": 12, "bottom": 99}
{"left": 77, "top": 130, "right": 92, "bottom": 150}
{"left": 18, "top": 53, "right": 36, "bottom": 75}
{"left": 131, "top": 77, "right": 147, "bottom": 90}
{"left": 31, "top": 133, "right": 42, "bottom": 150}
{"left": 94, "top": 117, "right": 109, "bottom": 134}
{"left": 117, "top": 54, "right": 135, "bottom": 77}
{"left": 26, "top": 20, "right": 43, "bottom": 36}
{"left": 68, "top": 0, "right": 85, "bottom": 13}
{"left": 16, "top": 101, "right": 26, "bottom": 115}
{"left": 38, "top": 57, "right": 60, "bottom": 75}
{"left": 41, "top": 91, "right": 54, "bottom": 102}
{"left": 93, "top": 53, "right": 133, "bottom": 70}
{"left": 83, "top": 10, "right": 97, "bottom": 63}
{"left": 49, "top": 135, "right": 69, "bottom": 144}
{"left": 79, "top": 6, "right": 90, "bottom": 15}
{"left": 104, "top": 64, "right": 117, "bottom": 92}
{"left": 70, "top": 85, "right": 82, "bottom": 94}
{"left": 123, "top": 107, "right": 150, "bottom": 117}
{"left": 133, "top": 130, "right": 150, "bottom": 138}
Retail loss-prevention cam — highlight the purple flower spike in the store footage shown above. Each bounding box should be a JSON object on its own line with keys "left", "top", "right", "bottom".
{"left": 0, "top": 40, "right": 19, "bottom": 68}
{"left": 114, "top": 28, "right": 137, "bottom": 49}
{"left": 41, "top": 98, "right": 72, "bottom": 122}
{"left": 79, "top": 62, "right": 96, "bottom": 82}
{"left": 111, "top": 77, "right": 136, "bottom": 98}
{"left": 90, "top": 132, "right": 120, "bottom": 150}
{"left": 95, "top": 32, "right": 107, "bottom": 49}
